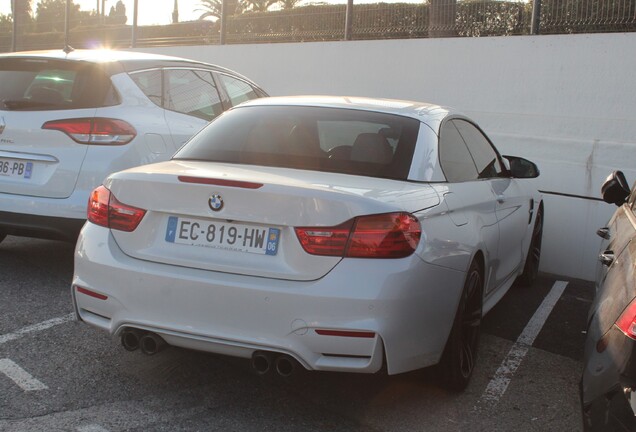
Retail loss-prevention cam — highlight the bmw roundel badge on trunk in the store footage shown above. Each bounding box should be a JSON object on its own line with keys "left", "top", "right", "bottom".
{"left": 208, "top": 194, "right": 224, "bottom": 211}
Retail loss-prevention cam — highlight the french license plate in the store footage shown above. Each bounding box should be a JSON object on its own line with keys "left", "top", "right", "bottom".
{"left": 165, "top": 216, "right": 280, "bottom": 256}
{"left": 0, "top": 159, "right": 33, "bottom": 179}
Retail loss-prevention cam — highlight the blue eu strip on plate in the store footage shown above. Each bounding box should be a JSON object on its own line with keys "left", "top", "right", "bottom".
{"left": 165, "top": 216, "right": 178, "bottom": 242}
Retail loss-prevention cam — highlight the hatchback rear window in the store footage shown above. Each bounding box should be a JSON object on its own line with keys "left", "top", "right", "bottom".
{"left": 0, "top": 58, "right": 119, "bottom": 111}
{"left": 174, "top": 105, "right": 420, "bottom": 180}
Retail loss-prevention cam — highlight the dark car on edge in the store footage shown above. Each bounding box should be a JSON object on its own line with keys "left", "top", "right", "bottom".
{"left": 581, "top": 170, "right": 636, "bottom": 431}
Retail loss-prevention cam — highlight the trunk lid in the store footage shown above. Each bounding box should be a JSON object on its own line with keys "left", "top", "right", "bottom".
{"left": 107, "top": 160, "right": 440, "bottom": 281}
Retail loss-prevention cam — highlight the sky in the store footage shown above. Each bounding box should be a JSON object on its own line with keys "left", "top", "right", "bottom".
{"left": 0, "top": 0, "right": 208, "bottom": 26}
{"left": 0, "top": 0, "right": 363, "bottom": 26}
{"left": 0, "top": 0, "right": 524, "bottom": 26}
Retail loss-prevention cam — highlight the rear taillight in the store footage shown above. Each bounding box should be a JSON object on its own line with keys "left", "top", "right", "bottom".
{"left": 42, "top": 117, "right": 136, "bottom": 145}
{"left": 295, "top": 220, "right": 353, "bottom": 256}
{"left": 295, "top": 212, "right": 421, "bottom": 258}
{"left": 87, "top": 185, "right": 146, "bottom": 232}
{"left": 615, "top": 297, "right": 636, "bottom": 340}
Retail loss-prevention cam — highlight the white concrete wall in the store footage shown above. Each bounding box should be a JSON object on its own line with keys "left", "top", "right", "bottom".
{"left": 134, "top": 33, "right": 636, "bottom": 281}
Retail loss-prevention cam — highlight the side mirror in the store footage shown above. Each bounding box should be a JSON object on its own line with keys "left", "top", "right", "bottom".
{"left": 503, "top": 155, "right": 540, "bottom": 179}
{"left": 601, "top": 170, "right": 630, "bottom": 206}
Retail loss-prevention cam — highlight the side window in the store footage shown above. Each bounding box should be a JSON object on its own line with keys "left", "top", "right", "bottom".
{"left": 129, "top": 70, "right": 162, "bottom": 106}
{"left": 454, "top": 120, "right": 503, "bottom": 179}
{"left": 164, "top": 69, "right": 223, "bottom": 121}
{"left": 439, "top": 121, "right": 478, "bottom": 182}
{"left": 218, "top": 74, "right": 260, "bottom": 106}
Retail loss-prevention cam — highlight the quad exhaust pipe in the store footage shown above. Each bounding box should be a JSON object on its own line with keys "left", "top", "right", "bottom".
{"left": 121, "top": 328, "right": 142, "bottom": 351}
{"left": 275, "top": 355, "right": 295, "bottom": 377}
{"left": 121, "top": 331, "right": 293, "bottom": 370}
{"left": 251, "top": 351, "right": 298, "bottom": 376}
{"left": 139, "top": 332, "right": 166, "bottom": 355}
{"left": 120, "top": 328, "right": 166, "bottom": 355}
{"left": 252, "top": 351, "right": 274, "bottom": 374}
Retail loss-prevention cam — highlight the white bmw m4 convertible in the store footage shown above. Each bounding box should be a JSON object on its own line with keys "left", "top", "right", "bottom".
{"left": 72, "top": 96, "right": 543, "bottom": 390}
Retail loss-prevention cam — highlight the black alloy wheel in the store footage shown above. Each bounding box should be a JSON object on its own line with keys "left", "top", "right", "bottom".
{"left": 519, "top": 206, "right": 543, "bottom": 287}
{"left": 441, "top": 260, "right": 483, "bottom": 391}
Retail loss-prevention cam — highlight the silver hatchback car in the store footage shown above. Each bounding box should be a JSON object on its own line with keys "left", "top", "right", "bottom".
{"left": 0, "top": 49, "right": 267, "bottom": 243}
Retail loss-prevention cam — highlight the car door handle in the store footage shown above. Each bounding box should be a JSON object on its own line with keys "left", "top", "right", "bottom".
{"left": 599, "top": 251, "right": 615, "bottom": 267}
{"left": 596, "top": 227, "right": 610, "bottom": 240}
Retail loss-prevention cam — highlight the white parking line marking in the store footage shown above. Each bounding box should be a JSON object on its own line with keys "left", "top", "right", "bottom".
{"left": 77, "top": 425, "right": 111, "bottom": 432}
{"left": 479, "top": 280, "right": 569, "bottom": 406}
{"left": 0, "top": 358, "right": 48, "bottom": 391}
{"left": 0, "top": 313, "right": 74, "bottom": 345}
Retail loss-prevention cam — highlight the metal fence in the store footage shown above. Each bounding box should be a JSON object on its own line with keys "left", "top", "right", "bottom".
{"left": 0, "top": 0, "right": 635, "bottom": 53}
{"left": 540, "top": 0, "right": 636, "bottom": 33}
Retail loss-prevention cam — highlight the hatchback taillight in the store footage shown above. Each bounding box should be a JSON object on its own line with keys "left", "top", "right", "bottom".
{"left": 87, "top": 185, "right": 146, "bottom": 232}
{"left": 295, "top": 212, "right": 421, "bottom": 258}
{"left": 42, "top": 117, "right": 136, "bottom": 145}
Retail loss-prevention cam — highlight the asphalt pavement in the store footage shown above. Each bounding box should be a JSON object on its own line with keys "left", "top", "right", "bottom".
{"left": 0, "top": 235, "right": 594, "bottom": 431}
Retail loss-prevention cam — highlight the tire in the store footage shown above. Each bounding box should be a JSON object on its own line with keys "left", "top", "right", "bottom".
{"left": 0, "top": 233, "right": 5, "bottom": 244}
{"left": 518, "top": 205, "right": 543, "bottom": 287}
{"left": 440, "top": 260, "right": 483, "bottom": 391}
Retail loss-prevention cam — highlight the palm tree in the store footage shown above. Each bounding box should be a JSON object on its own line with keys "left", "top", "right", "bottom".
{"left": 278, "top": 0, "right": 301, "bottom": 10}
{"left": 243, "top": 0, "right": 278, "bottom": 13}
{"left": 196, "top": 0, "right": 242, "bottom": 19}
{"left": 11, "top": 0, "right": 33, "bottom": 24}
{"left": 11, "top": 0, "right": 32, "bottom": 16}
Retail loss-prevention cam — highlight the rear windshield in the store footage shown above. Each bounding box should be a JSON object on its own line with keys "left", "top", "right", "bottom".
{"left": 174, "top": 105, "right": 420, "bottom": 180}
{"left": 0, "top": 58, "right": 119, "bottom": 111}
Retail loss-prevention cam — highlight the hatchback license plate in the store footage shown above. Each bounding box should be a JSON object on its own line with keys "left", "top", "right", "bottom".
{"left": 165, "top": 216, "right": 280, "bottom": 256}
{"left": 0, "top": 159, "right": 33, "bottom": 179}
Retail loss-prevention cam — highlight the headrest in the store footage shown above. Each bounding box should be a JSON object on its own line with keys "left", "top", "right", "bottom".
{"left": 350, "top": 133, "right": 393, "bottom": 164}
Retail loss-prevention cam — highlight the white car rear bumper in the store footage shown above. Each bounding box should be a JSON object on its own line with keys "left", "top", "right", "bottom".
{"left": 73, "top": 223, "right": 466, "bottom": 375}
